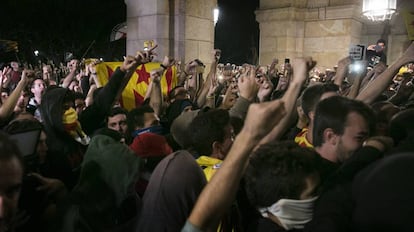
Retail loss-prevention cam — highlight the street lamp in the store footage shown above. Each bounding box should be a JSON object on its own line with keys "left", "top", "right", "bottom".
{"left": 362, "top": 0, "right": 397, "bottom": 21}
{"left": 213, "top": 8, "right": 219, "bottom": 25}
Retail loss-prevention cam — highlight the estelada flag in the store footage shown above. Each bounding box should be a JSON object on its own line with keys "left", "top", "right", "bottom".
{"left": 403, "top": 10, "right": 414, "bottom": 41}
{"left": 95, "top": 62, "right": 177, "bottom": 110}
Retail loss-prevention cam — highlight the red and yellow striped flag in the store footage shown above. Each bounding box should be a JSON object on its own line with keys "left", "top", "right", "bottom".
{"left": 95, "top": 62, "right": 177, "bottom": 110}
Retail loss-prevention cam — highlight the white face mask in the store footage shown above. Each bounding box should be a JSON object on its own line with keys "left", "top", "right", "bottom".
{"left": 258, "top": 196, "right": 318, "bottom": 230}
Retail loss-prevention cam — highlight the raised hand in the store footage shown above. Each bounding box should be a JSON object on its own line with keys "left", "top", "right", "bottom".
{"left": 120, "top": 55, "right": 139, "bottom": 72}
{"left": 68, "top": 59, "right": 80, "bottom": 73}
{"left": 291, "top": 57, "right": 316, "bottom": 84}
{"left": 29, "top": 173, "right": 67, "bottom": 198}
{"left": 136, "top": 44, "right": 158, "bottom": 64}
{"left": 257, "top": 77, "right": 274, "bottom": 102}
{"left": 243, "top": 100, "right": 286, "bottom": 141}
{"left": 238, "top": 65, "right": 259, "bottom": 101}
{"left": 161, "top": 56, "right": 175, "bottom": 68}
{"left": 212, "top": 49, "right": 221, "bottom": 63}
{"left": 150, "top": 68, "right": 163, "bottom": 83}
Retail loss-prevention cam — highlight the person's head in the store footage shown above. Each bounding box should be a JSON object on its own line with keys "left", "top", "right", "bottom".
{"left": 30, "top": 78, "right": 46, "bottom": 99}
{"left": 389, "top": 108, "right": 414, "bottom": 146}
{"left": 371, "top": 101, "right": 400, "bottom": 136}
{"left": 189, "top": 109, "right": 233, "bottom": 159}
{"left": 170, "top": 109, "right": 201, "bottom": 149}
{"left": 127, "top": 105, "right": 158, "bottom": 131}
{"left": 376, "top": 38, "right": 386, "bottom": 52}
{"left": 168, "top": 85, "right": 189, "bottom": 103}
{"left": 107, "top": 107, "right": 128, "bottom": 136}
{"left": 301, "top": 83, "right": 339, "bottom": 122}
{"left": 10, "top": 62, "right": 20, "bottom": 72}
{"left": 73, "top": 92, "right": 86, "bottom": 115}
{"left": 166, "top": 99, "right": 195, "bottom": 128}
{"left": 0, "top": 132, "right": 24, "bottom": 232}
{"left": 1, "top": 87, "right": 9, "bottom": 104}
{"left": 313, "top": 96, "right": 375, "bottom": 163}
{"left": 42, "top": 65, "right": 53, "bottom": 81}
{"left": 244, "top": 141, "right": 321, "bottom": 229}
{"left": 351, "top": 152, "right": 414, "bottom": 232}
{"left": 14, "top": 90, "right": 30, "bottom": 114}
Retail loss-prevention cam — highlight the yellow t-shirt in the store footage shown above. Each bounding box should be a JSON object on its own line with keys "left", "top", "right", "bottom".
{"left": 196, "top": 155, "right": 222, "bottom": 182}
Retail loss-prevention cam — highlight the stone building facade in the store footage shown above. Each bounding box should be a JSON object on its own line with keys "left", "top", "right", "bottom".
{"left": 125, "top": 0, "right": 412, "bottom": 69}
{"left": 257, "top": 0, "right": 413, "bottom": 69}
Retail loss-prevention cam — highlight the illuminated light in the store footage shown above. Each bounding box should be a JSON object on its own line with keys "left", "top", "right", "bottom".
{"left": 362, "top": 0, "right": 397, "bottom": 21}
{"left": 213, "top": 8, "right": 219, "bottom": 25}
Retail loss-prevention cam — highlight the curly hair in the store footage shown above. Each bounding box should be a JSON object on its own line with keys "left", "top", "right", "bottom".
{"left": 244, "top": 141, "right": 320, "bottom": 208}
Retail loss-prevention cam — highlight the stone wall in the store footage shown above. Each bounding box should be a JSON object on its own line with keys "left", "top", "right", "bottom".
{"left": 126, "top": 0, "right": 216, "bottom": 65}
{"left": 257, "top": 0, "right": 412, "bottom": 70}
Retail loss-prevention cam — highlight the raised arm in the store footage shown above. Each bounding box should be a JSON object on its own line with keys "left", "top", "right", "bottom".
{"left": 62, "top": 59, "right": 79, "bottom": 88}
{"left": 0, "top": 70, "right": 32, "bottom": 120}
{"left": 228, "top": 65, "right": 259, "bottom": 120}
{"left": 357, "top": 42, "right": 414, "bottom": 104}
{"left": 333, "top": 57, "right": 351, "bottom": 89}
{"left": 260, "top": 58, "right": 315, "bottom": 143}
{"left": 148, "top": 68, "right": 164, "bottom": 116}
{"left": 186, "top": 79, "right": 286, "bottom": 230}
{"left": 196, "top": 50, "right": 221, "bottom": 108}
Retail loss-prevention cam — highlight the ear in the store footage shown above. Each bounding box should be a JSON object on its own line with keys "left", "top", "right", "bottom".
{"left": 211, "top": 141, "right": 224, "bottom": 160}
{"left": 308, "top": 111, "right": 315, "bottom": 122}
{"left": 323, "top": 128, "right": 338, "bottom": 145}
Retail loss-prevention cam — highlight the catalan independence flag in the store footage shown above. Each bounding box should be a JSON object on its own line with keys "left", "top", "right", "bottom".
{"left": 95, "top": 62, "right": 177, "bottom": 110}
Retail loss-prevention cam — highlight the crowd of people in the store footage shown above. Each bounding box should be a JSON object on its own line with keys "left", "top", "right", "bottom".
{"left": 0, "top": 39, "right": 414, "bottom": 232}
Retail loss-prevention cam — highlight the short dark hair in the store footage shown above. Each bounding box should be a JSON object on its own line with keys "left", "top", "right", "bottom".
{"left": 30, "top": 77, "right": 45, "bottom": 89}
{"left": 312, "top": 96, "right": 375, "bottom": 147}
{"left": 168, "top": 85, "right": 185, "bottom": 101}
{"left": 127, "top": 105, "right": 154, "bottom": 130}
{"left": 108, "top": 107, "right": 128, "bottom": 118}
{"left": 244, "top": 141, "right": 320, "bottom": 207}
{"left": 301, "top": 83, "right": 339, "bottom": 120}
{"left": 189, "top": 109, "right": 230, "bottom": 155}
{"left": 389, "top": 108, "right": 414, "bottom": 146}
{"left": 377, "top": 39, "right": 386, "bottom": 46}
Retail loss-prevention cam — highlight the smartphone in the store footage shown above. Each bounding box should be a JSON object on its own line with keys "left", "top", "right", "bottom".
{"left": 284, "top": 58, "right": 290, "bottom": 64}
{"left": 374, "top": 45, "right": 382, "bottom": 52}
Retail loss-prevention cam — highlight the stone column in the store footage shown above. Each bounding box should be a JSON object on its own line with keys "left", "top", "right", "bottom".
{"left": 125, "top": 0, "right": 216, "bottom": 65}
{"left": 257, "top": 0, "right": 363, "bottom": 70}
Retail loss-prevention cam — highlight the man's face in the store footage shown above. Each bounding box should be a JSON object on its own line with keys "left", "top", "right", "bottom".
{"left": 36, "top": 131, "right": 48, "bottom": 162}
{"left": 336, "top": 112, "right": 369, "bottom": 162}
{"left": 42, "top": 65, "right": 52, "bottom": 80}
{"left": 31, "top": 79, "right": 46, "bottom": 98}
{"left": 143, "top": 112, "right": 159, "bottom": 128}
{"left": 14, "top": 92, "right": 29, "bottom": 113}
{"left": 74, "top": 99, "right": 86, "bottom": 115}
{"left": 107, "top": 113, "right": 128, "bottom": 135}
{"left": 0, "top": 157, "right": 23, "bottom": 232}
{"left": 376, "top": 42, "right": 386, "bottom": 52}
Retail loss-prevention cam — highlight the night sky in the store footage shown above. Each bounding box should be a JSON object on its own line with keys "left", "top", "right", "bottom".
{"left": 0, "top": 0, "right": 259, "bottom": 65}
